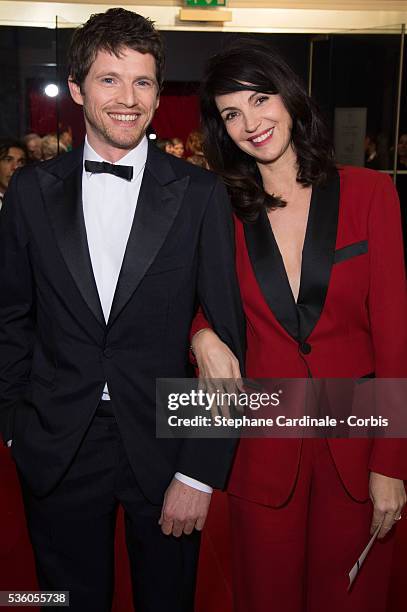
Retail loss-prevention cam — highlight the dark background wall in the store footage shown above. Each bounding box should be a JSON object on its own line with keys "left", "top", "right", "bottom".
{"left": 161, "top": 31, "right": 310, "bottom": 83}
{"left": 0, "top": 25, "right": 405, "bottom": 155}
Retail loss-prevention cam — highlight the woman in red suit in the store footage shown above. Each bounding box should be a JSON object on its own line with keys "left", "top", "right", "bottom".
{"left": 191, "top": 41, "right": 407, "bottom": 612}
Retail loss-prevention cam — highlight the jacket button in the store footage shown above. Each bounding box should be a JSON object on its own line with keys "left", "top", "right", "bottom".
{"left": 299, "top": 342, "right": 312, "bottom": 355}
{"left": 103, "top": 348, "right": 113, "bottom": 358}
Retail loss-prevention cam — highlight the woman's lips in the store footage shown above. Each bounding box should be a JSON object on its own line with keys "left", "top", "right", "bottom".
{"left": 248, "top": 127, "right": 275, "bottom": 147}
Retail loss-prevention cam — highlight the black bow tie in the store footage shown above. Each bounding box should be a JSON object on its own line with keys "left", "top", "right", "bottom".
{"left": 84, "top": 160, "right": 133, "bottom": 181}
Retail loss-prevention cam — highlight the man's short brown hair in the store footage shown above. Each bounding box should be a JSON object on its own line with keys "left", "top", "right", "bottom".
{"left": 0, "top": 139, "right": 27, "bottom": 161}
{"left": 68, "top": 8, "right": 164, "bottom": 90}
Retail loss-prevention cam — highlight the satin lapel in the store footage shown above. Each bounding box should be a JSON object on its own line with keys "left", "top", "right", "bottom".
{"left": 244, "top": 208, "right": 299, "bottom": 340}
{"left": 38, "top": 153, "right": 105, "bottom": 327}
{"left": 296, "top": 169, "right": 340, "bottom": 341}
{"left": 107, "top": 153, "right": 189, "bottom": 327}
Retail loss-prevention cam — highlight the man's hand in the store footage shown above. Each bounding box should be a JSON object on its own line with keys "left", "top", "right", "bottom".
{"left": 159, "top": 478, "right": 212, "bottom": 537}
{"left": 369, "top": 471, "right": 406, "bottom": 538}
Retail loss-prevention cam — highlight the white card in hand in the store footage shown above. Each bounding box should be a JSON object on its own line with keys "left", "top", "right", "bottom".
{"left": 348, "top": 520, "right": 383, "bottom": 590}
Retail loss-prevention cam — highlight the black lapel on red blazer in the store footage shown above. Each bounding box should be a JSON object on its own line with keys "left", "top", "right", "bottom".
{"left": 107, "top": 143, "right": 189, "bottom": 327}
{"left": 37, "top": 146, "right": 105, "bottom": 328}
{"left": 296, "top": 169, "right": 340, "bottom": 340}
{"left": 244, "top": 207, "right": 299, "bottom": 339}
{"left": 243, "top": 169, "right": 340, "bottom": 342}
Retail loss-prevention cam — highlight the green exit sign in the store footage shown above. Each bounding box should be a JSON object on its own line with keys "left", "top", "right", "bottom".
{"left": 185, "top": 0, "right": 227, "bottom": 6}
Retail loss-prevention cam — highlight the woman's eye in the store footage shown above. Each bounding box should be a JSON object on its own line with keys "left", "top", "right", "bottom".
{"left": 224, "top": 111, "right": 238, "bottom": 122}
{"left": 255, "top": 96, "right": 269, "bottom": 105}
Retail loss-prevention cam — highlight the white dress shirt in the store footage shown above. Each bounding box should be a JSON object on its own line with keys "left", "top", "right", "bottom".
{"left": 82, "top": 137, "right": 212, "bottom": 495}
{"left": 83, "top": 136, "right": 147, "bottom": 326}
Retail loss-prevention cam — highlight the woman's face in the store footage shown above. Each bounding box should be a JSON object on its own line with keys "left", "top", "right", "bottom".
{"left": 398, "top": 134, "right": 407, "bottom": 158}
{"left": 215, "top": 89, "right": 294, "bottom": 166}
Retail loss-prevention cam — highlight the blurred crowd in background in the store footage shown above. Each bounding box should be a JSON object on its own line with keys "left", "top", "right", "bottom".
{"left": 0, "top": 127, "right": 211, "bottom": 209}
{"left": 1, "top": 128, "right": 406, "bottom": 245}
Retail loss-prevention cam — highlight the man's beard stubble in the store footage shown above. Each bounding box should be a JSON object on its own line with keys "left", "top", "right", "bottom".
{"left": 83, "top": 104, "right": 146, "bottom": 151}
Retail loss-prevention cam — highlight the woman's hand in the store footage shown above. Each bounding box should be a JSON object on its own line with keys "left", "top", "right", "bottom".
{"left": 369, "top": 472, "right": 406, "bottom": 538}
{"left": 191, "top": 328, "right": 242, "bottom": 417}
{"left": 192, "top": 328, "right": 241, "bottom": 379}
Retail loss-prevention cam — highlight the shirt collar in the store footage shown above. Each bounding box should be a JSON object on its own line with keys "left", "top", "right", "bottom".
{"left": 83, "top": 136, "right": 148, "bottom": 182}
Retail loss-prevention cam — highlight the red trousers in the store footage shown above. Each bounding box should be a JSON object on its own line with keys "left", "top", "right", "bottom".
{"left": 229, "top": 439, "right": 396, "bottom": 612}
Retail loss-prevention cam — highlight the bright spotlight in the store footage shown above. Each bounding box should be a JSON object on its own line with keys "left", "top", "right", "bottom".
{"left": 44, "top": 84, "right": 59, "bottom": 98}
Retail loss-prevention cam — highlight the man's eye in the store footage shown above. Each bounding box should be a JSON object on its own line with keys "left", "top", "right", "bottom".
{"left": 101, "top": 77, "right": 115, "bottom": 84}
{"left": 137, "top": 80, "right": 152, "bottom": 87}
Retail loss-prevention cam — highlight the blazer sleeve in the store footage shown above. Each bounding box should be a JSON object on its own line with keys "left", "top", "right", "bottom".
{"left": 196, "top": 178, "right": 245, "bottom": 369}
{"left": 190, "top": 307, "right": 211, "bottom": 343}
{"left": 0, "top": 171, "right": 34, "bottom": 444}
{"left": 366, "top": 172, "right": 407, "bottom": 479}
{"left": 189, "top": 306, "right": 212, "bottom": 369}
{"left": 176, "top": 177, "right": 245, "bottom": 489}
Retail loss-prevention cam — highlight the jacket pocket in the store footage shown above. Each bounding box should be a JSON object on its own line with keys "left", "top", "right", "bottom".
{"left": 334, "top": 240, "right": 368, "bottom": 264}
{"left": 30, "top": 373, "right": 56, "bottom": 389}
{"left": 29, "top": 343, "right": 57, "bottom": 389}
{"left": 356, "top": 372, "right": 375, "bottom": 385}
{"left": 145, "top": 255, "right": 187, "bottom": 276}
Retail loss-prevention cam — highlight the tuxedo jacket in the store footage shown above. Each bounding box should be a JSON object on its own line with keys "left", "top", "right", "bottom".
{"left": 0, "top": 143, "right": 245, "bottom": 501}
{"left": 194, "top": 166, "right": 407, "bottom": 507}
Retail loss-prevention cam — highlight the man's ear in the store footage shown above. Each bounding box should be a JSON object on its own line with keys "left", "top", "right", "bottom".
{"left": 155, "top": 94, "right": 160, "bottom": 112}
{"left": 68, "top": 77, "right": 84, "bottom": 106}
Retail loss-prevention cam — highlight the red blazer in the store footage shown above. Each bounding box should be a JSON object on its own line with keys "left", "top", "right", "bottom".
{"left": 193, "top": 166, "right": 407, "bottom": 507}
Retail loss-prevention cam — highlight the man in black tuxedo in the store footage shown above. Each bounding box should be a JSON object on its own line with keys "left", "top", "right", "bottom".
{"left": 0, "top": 9, "right": 245, "bottom": 612}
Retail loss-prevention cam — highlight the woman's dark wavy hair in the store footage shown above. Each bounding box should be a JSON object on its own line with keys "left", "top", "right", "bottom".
{"left": 200, "top": 40, "right": 336, "bottom": 222}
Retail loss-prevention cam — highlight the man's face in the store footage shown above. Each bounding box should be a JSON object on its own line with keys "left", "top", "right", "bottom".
{"left": 164, "top": 142, "right": 173, "bottom": 155}
{"left": 172, "top": 142, "right": 184, "bottom": 158}
{"left": 69, "top": 47, "right": 160, "bottom": 162}
{"left": 0, "top": 147, "right": 26, "bottom": 193}
{"left": 59, "top": 131, "right": 72, "bottom": 149}
{"left": 26, "top": 138, "right": 42, "bottom": 161}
